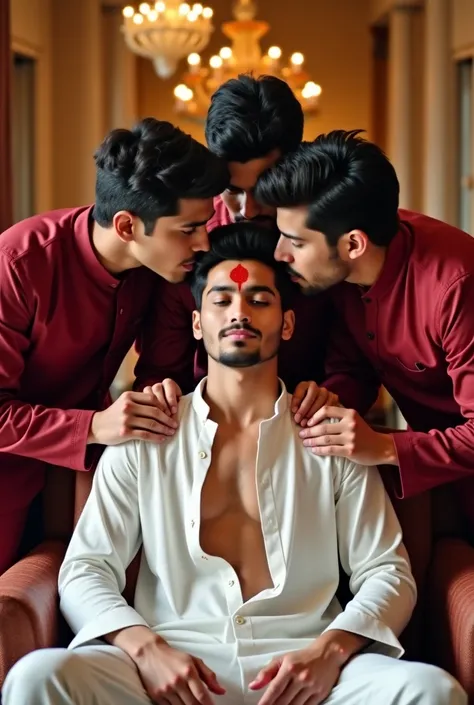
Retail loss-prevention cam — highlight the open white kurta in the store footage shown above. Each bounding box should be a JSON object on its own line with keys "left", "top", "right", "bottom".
{"left": 59, "top": 379, "right": 417, "bottom": 698}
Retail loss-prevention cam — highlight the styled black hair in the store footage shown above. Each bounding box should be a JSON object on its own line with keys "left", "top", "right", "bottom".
{"left": 93, "top": 117, "right": 229, "bottom": 234}
{"left": 255, "top": 129, "right": 400, "bottom": 247}
{"left": 205, "top": 74, "right": 304, "bottom": 163}
{"left": 190, "top": 222, "right": 294, "bottom": 310}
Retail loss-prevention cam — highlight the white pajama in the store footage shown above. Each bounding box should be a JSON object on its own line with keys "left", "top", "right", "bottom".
{"left": 2, "top": 645, "right": 466, "bottom": 705}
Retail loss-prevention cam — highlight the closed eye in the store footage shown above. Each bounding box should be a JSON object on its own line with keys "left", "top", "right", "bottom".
{"left": 213, "top": 299, "right": 270, "bottom": 306}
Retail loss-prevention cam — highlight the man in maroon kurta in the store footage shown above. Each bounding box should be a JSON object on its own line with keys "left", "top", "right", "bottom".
{"left": 136, "top": 75, "right": 332, "bottom": 396}
{"left": 255, "top": 129, "right": 474, "bottom": 537}
{"left": 0, "top": 117, "right": 229, "bottom": 574}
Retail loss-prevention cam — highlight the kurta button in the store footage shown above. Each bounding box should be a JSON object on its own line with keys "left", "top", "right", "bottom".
{"left": 119, "top": 308, "right": 124, "bottom": 315}
{"left": 363, "top": 297, "right": 372, "bottom": 303}
{"left": 198, "top": 451, "right": 207, "bottom": 459}
{"left": 235, "top": 615, "right": 246, "bottom": 625}
{"left": 366, "top": 331, "right": 375, "bottom": 341}
{"left": 228, "top": 580, "right": 235, "bottom": 587}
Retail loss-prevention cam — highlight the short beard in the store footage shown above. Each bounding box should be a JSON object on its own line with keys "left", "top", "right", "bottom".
{"left": 208, "top": 340, "right": 279, "bottom": 369}
{"left": 217, "top": 349, "right": 262, "bottom": 368}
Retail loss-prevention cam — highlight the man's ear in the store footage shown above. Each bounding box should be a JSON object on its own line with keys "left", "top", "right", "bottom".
{"left": 192, "top": 310, "right": 203, "bottom": 340}
{"left": 337, "top": 229, "right": 369, "bottom": 262}
{"left": 112, "top": 211, "right": 138, "bottom": 243}
{"left": 281, "top": 309, "right": 295, "bottom": 341}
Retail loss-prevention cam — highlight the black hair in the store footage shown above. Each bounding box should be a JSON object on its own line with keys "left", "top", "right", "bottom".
{"left": 93, "top": 117, "right": 229, "bottom": 234}
{"left": 205, "top": 74, "right": 304, "bottom": 163}
{"left": 255, "top": 129, "right": 400, "bottom": 247}
{"left": 190, "top": 222, "right": 294, "bottom": 310}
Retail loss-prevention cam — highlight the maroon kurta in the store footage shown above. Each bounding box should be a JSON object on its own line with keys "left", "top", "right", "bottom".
{"left": 135, "top": 196, "right": 332, "bottom": 395}
{"left": 0, "top": 206, "right": 157, "bottom": 572}
{"left": 324, "top": 210, "right": 474, "bottom": 532}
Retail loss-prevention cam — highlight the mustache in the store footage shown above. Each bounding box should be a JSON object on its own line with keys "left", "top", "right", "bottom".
{"left": 219, "top": 323, "right": 261, "bottom": 340}
{"left": 287, "top": 265, "right": 304, "bottom": 280}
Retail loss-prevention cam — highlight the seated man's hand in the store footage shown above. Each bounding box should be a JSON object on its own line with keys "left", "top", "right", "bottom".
{"left": 299, "top": 406, "right": 397, "bottom": 466}
{"left": 134, "top": 638, "right": 226, "bottom": 705}
{"left": 291, "top": 381, "right": 339, "bottom": 427}
{"left": 249, "top": 640, "right": 344, "bottom": 705}
{"left": 88, "top": 390, "right": 178, "bottom": 445}
{"left": 145, "top": 378, "right": 183, "bottom": 416}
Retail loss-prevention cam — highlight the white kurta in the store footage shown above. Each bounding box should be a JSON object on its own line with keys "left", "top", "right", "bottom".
{"left": 59, "top": 379, "right": 417, "bottom": 695}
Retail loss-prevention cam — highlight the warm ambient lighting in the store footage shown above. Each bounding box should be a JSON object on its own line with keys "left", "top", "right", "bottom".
{"left": 268, "top": 46, "right": 282, "bottom": 60}
{"left": 171, "top": 0, "right": 322, "bottom": 121}
{"left": 121, "top": 0, "right": 321, "bottom": 118}
{"left": 121, "top": 0, "right": 215, "bottom": 79}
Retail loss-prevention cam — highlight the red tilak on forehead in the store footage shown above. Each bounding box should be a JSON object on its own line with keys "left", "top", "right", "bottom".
{"left": 230, "top": 263, "right": 249, "bottom": 291}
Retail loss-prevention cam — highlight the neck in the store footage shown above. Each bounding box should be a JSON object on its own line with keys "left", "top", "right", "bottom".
{"left": 346, "top": 245, "right": 387, "bottom": 287}
{"left": 204, "top": 358, "right": 280, "bottom": 428}
{"left": 91, "top": 221, "right": 140, "bottom": 275}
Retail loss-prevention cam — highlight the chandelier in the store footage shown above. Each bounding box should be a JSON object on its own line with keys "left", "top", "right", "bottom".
{"left": 121, "top": 1, "right": 215, "bottom": 79}
{"left": 173, "top": 0, "right": 322, "bottom": 120}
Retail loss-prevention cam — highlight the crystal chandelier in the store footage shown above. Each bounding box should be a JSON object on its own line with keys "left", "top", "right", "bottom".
{"left": 121, "top": 1, "right": 215, "bottom": 79}
{"left": 173, "top": 0, "right": 322, "bottom": 120}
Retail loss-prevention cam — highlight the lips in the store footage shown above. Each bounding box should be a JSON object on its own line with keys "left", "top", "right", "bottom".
{"left": 225, "top": 330, "right": 256, "bottom": 339}
{"left": 181, "top": 261, "right": 195, "bottom": 272}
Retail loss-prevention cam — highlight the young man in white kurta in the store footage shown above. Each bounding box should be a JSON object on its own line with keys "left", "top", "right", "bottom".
{"left": 2, "top": 224, "right": 466, "bottom": 705}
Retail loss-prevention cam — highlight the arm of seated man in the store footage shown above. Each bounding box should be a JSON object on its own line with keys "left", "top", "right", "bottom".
{"left": 250, "top": 460, "right": 416, "bottom": 705}
{"left": 59, "top": 442, "right": 225, "bottom": 705}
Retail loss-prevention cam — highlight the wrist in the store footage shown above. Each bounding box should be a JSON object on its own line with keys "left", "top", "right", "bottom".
{"left": 312, "top": 630, "right": 370, "bottom": 667}
{"left": 87, "top": 412, "right": 100, "bottom": 445}
{"left": 105, "top": 625, "right": 167, "bottom": 662}
{"left": 376, "top": 433, "right": 398, "bottom": 465}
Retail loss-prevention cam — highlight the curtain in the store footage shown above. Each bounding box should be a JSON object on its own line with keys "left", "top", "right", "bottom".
{"left": 0, "top": 0, "right": 12, "bottom": 233}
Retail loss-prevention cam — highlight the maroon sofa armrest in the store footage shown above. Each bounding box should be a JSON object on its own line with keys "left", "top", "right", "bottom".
{"left": 428, "top": 537, "right": 474, "bottom": 699}
{"left": 0, "top": 539, "right": 66, "bottom": 685}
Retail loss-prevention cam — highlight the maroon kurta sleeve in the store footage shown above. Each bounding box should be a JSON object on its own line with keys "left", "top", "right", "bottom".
{"left": 134, "top": 280, "right": 197, "bottom": 395}
{"left": 394, "top": 273, "right": 474, "bottom": 497}
{"left": 0, "top": 250, "right": 94, "bottom": 470}
{"left": 322, "top": 319, "right": 381, "bottom": 416}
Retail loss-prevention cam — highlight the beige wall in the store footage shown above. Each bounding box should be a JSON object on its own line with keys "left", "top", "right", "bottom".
{"left": 10, "top": 0, "right": 53, "bottom": 212}
{"left": 51, "top": 0, "right": 104, "bottom": 208}
{"left": 452, "top": 0, "right": 474, "bottom": 55}
{"left": 369, "top": 0, "right": 423, "bottom": 24}
{"left": 369, "top": 0, "right": 393, "bottom": 23}
{"left": 137, "top": 0, "right": 373, "bottom": 144}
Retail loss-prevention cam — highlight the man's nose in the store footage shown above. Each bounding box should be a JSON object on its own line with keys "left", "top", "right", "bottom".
{"left": 230, "top": 301, "right": 252, "bottom": 323}
{"left": 191, "top": 226, "right": 210, "bottom": 252}
{"left": 241, "top": 192, "right": 260, "bottom": 220}
{"left": 275, "top": 237, "right": 294, "bottom": 262}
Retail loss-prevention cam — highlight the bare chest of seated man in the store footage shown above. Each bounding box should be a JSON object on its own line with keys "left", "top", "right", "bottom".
{"left": 200, "top": 423, "right": 273, "bottom": 601}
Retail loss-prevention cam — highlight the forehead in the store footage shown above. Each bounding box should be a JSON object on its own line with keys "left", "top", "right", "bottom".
{"left": 205, "top": 260, "right": 277, "bottom": 289}
{"left": 172, "top": 197, "right": 215, "bottom": 222}
{"left": 228, "top": 149, "right": 281, "bottom": 191}
{"left": 276, "top": 206, "right": 309, "bottom": 235}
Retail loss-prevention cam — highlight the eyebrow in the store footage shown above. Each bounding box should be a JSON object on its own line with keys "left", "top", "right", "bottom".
{"left": 206, "top": 285, "right": 276, "bottom": 297}
{"left": 280, "top": 231, "right": 305, "bottom": 242}
{"left": 182, "top": 210, "right": 216, "bottom": 228}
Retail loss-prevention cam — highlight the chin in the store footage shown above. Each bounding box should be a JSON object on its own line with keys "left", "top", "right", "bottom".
{"left": 163, "top": 270, "right": 186, "bottom": 284}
